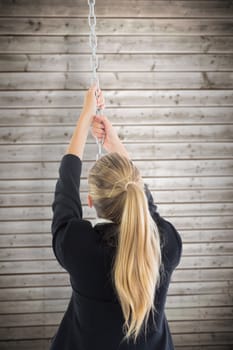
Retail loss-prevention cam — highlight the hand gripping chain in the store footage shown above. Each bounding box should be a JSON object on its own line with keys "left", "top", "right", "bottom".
{"left": 87, "top": 0, "right": 104, "bottom": 160}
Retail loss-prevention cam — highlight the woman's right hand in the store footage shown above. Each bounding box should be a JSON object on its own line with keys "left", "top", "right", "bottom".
{"left": 91, "top": 115, "right": 129, "bottom": 158}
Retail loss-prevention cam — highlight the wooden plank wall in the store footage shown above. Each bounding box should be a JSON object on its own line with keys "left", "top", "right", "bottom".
{"left": 0, "top": 0, "right": 233, "bottom": 349}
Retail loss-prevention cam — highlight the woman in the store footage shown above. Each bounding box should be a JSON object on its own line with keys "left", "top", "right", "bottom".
{"left": 50, "top": 86, "right": 182, "bottom": 350}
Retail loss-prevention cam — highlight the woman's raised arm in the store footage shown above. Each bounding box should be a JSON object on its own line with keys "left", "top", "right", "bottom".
{"left": 91, "top": 114, "right": 129, "bottom": 159}
{"left": 66, "top": 85, "right": 104, "bottom": 159}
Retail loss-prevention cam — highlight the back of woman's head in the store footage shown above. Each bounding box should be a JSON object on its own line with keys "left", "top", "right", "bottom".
{"left": 88, "top": 152, "right": 162, "bottom": 344}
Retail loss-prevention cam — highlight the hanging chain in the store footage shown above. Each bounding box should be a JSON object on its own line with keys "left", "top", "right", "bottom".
{"left": 88, "top": 0, "right": 98, "bottom": 86}
{"left": 87, "top": 0, "right": 104, "bottom": 160}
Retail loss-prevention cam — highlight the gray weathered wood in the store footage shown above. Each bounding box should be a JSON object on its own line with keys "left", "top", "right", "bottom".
{"left": 173, "top": 332, "right": 233, "bottom": 346}
{"left": 0, "top": 307, "right": 232, "bottom": 328}
{"left": 0, "top": 268, "right": 232, "bottom": 288}
{"left": 0, "top": 339, "right": 52, "bottom": 350}
{"left": 0, "top": 215, "right": 232, "bottom": 235}
{"left": 0, "top": 273, "right": 69, "bottom": 288}
{"left": 0, "top": 176, "right": 232, "bottom": 193}
{"left": 0, "top": 243, "right": 233, "bottom": 262}
{"left": 1, "top": 125, "right": 233, "bottom": 144}
{"left": 1, "top": 189, "right": 233, "bottom": 207}
{"left": 0, "top": 0, "right": 232, "bottom": 347}
{"left": 1, "top": 54, "right": 233, "bottom": 72}
{"left": 0, "top": 321, "right": 232, "bottom": 341}
{"left": 0, "top": 18, "right": 233, "bottom": 35}
{"left": 0, "top": 326, "right": 57, "bottom": 340}
{"left": 1, "top": 340, "right": 232, "bottom": 350}
{"left": 1, "top": 143, "right": 233, "bottom": 161}
{"left": 1, "top": 202, "right": 232, "bottom": 221}
{"left": 1, "top": 71, "right": 233, "bottom": 90}
{"left": 0, "top": 90, "right": 232, "bottom": 108}
{"left": 0, "top": 280, "right": 232, "bottom": 301}
{"left": 1, "top": 230, "right": 232, "bottom": 249}
{"left": 0, "top": 1, "right": 232, "bottom": 18}
{"left": 0, "top": 107, "right": 233, "bottom": 126}
{"left": 0, "top": 255, "right": 232, "bottom": 274}
{"left": 1, "top": 35, "right": 233, "bottom": 54}
{"left": 1, "top": 160, "right": 232, "bottom": 180}
{"left": 176, "top": 347, "right": 233, "bottom": 350}
{"left": 0, "top": 294, "right": 232, "bottom": 315}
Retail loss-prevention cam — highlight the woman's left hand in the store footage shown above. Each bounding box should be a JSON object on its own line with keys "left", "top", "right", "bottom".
{"left": 82, "top": 85, "right": 105, "bottom": 122}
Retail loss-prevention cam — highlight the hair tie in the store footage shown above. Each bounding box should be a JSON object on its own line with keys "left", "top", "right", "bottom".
{"left": 107, "top": 176, "right": 132, "bottom": 198}
{"left": 124, "top": 181, "right": 136, "bottom": 191}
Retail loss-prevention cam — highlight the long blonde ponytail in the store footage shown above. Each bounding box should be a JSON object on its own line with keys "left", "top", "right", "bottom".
{"left": 88, "top": 153, "right": 162, "bottom": 344}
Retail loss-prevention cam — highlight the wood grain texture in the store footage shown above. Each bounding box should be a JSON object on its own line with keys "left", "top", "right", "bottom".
{"left": 1, "top": 189, "right": 233, "bottom": 206}
{"left": 1, "top": 126, "right": 233, "bottom": 144}
{"left": 0, "top": 0, "right": 233, "bottom": 18}
{"left": 0, "top": 90, "right": 232, "bottom": 108}
{"left": 0, "top": 176, "right": 233, "bottom": 192}
{"left": 0, "top": 216, "right": 232, "bottom": 235}
{"left": 1, "top": 35, "right": 233, "bottom": 54}
{"left": 1, "top": 71, "right": 233, "bottom": 90}
{"left": 0, "top": 107, "right": 233, "bottom": 126}
{"left": 1, "top": 143, "right": 233, "bottom": 162}
{"left": 1, "top": 54, "right": 233, "bottom": 72}
{"left": 0, "top": 307, "right": 232, "bottom": 326}
{"left": 1, "top": 160, "right": 233, "bottom": 179}
{"left": 0, "top": 0, "right": 232, "bottom": 348}
{"left": 0, "top": 18, "right": 233, "bottom": 36}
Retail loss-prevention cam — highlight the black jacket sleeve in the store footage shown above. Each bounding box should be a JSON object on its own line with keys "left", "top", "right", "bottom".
{"left": 51, "top": 153, "right": 83, "bottom": 268}
{"left": 144, "top": 183, "right": 183, "bottom": 269}
{"left": 144, "top": 183, "right": 160, "bottom": 222}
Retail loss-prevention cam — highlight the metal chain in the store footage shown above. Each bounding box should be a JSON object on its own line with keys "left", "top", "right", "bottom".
{"left": 87, "top": 0, "right": 104, "bottom": 160}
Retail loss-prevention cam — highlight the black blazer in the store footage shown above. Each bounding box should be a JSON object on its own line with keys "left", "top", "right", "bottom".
{"left": 50, "top": 154, "right": 182, "bottom": 350}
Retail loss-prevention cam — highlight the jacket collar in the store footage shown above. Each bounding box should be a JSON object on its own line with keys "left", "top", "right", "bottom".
{"left": 94, "top": 217, "right": 114, "bottom": 226}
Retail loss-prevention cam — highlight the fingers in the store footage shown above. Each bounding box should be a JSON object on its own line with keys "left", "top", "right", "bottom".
{"left": 96, "top": 90, "right": 105, "bottom": 109}
{"left": 87, "top": 84, "right": 106, "bottom": 110}
{"left": 91, "top": 116, "right": 106, "bottom": 139}
{"left": 92, "top": 127, "right": 105, "bottom": 140}
{"left": 89, "top": 85, "right": 105, "bottom": 107}
{"left": 92, "top": 114, "right": 111, "bottom": 130}
{"left": 92, "top": 119, "right": 105, "bottom": 133}
{"left": 92, "top": 130, "right": 105, "bottom": 140}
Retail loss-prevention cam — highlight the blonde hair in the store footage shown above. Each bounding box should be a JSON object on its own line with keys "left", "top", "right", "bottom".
{"left": 88, "top": 152, "right": 162, "bottom": 344}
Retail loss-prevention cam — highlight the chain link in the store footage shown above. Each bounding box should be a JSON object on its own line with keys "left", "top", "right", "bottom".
{"left": 87, "top": 0, "right": 104, "bottom": 160}
{"left": 88, "top": 0, "right": 98, "bottom": 86}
